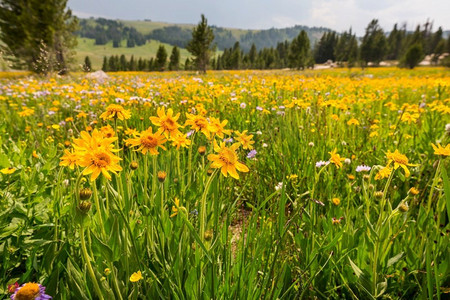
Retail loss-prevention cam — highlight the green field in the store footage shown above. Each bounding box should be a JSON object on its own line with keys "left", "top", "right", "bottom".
{"left": 74, "top": 38, "right": 194, "bottom": 70}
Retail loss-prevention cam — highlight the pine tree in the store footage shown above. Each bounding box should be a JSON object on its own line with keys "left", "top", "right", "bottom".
{"left": 119, "top": 54, "right": 127, "bottom": 71}
{"left": 168, "top": 46, "right": 180, "bottom": 71}
{"left": 186, "top": 14, "right": 215, "bottom": 73}
{"left": 102, "top": 56, "right": 109, "bottom": 71}
{"left": 0, "top": 0, "right": 78, "bottom": 74}
{"left": 155, "top": 45, "right": 168, "bottom": 71}
{"left": 360, "top": 19, "right": 387, "bottom": 67}
{"left": 83, "top": 56, "right": 92, "bottom": 72}
{"left": 289, "top": 30, "right": 311, "bottom": 69}
{"left": 248, "top": 43, "right": 257, "bottom": 68}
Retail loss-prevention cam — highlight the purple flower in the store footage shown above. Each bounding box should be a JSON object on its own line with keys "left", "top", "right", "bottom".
{"left": 223, "top": 137, "right": 234, "bottom": 143}
{"left": 247, "top": 149, "right": 257, "bottom": 159}
{"left": 356, "top": 165, "right": 371, "bottom": 172}
{"left": 186, "top": 130, "right": 195, "bottom": 138}
{"left": 256, "top": 106, "right": 263, "bottom": 111}
{"left": 10, "top": 282, "right": 52, "bottom": 300}
{"left": 315, "top": 161, "right": 330, "bottom": 168}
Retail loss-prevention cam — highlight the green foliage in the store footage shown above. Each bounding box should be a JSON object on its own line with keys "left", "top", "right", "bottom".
{"left": 186, "top": 14, "right": 216, "bottom": 73}
{"left": 289, "top": 30, "right": 311, "bottom": 69}
{"left": 401, "top": 43, "right": 424, "bottom": 69}
{"left": 168, "top": 46, "right": 180, "bottom": 71}
{"left": 0, "top": 0, "right": 78, "bottom": 74}
{"left": 155, "top": 45, "right": 168, "bottom": 71}
{"left": 83, "top": 56, "right": 92, "bottom": 72}
{"left": 360, "top": 19, "right": 387, "bottom": 66}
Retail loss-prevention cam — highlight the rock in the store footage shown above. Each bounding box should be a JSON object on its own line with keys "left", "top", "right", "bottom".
{"left": 85, "top": 70, "right": 109, "bottom": 83}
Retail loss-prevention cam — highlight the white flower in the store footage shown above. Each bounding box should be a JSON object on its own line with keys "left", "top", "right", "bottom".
{"left": 308, "top": 142, "right": 314, "bottom": 147}
{"left": 356, "top": 165, "right": 371, "bottom": 172}
{"left": 344, "top": 158, "right": 351, "bottom": 165}
{"left": 315, "top": 161, "right": 330, "bottom": 168}
{"left": 275, "top": 182, "right": 283, "bottom": 191}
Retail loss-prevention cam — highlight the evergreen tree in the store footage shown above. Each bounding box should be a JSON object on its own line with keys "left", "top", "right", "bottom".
{"left": 360, "top": 19, "right": 387, "bottom": 67}
{"left": 289, "top": 30, "right": 311, "bottom": 69}
{"left": 186, "top": 14, "right": 215, "bottom": 73}
{"left": 230, "top": 42, "right": 242, "bottom": 69}
{"left": 119, "top": 54, "right": 127, "bottom": 71}
{"left": 184, "top": 58, "right": 191, "bottom": 71}
{"left": 248, "top": 43, "right": 257, "bottom": 68}
{"left": 83, "top": 56, "right": 92, "bottom": 72}
{"left": 127, "top": 38, "right": 135, "bottom": 48}
{"left": 108, "top": 55, "right": 116, "bottom": 71}
{"left": 155, "top": 45, "right": 168, "bottom": 71}
{"left": 386, "top": 24, "right": 406, "bottom": 60}
{"left": 314, "top": 31, "right": 337, "bottom": 63}
{"left": 129, "top": 55, "right": 136, "bottom": 71}
{"left": 168, "top": 46, "right": 180, "bottom": 71}
{"left": 113, "top": 39, "right": 120, "bottom": 48}
{"left": 402, "top": 43, "right": 424, "bottom": 69}
{"left": 0, "top": 0, "right": 78, "bottom": 74}
{"left": 102, "top": 56, "right": 109, "bottom": 71}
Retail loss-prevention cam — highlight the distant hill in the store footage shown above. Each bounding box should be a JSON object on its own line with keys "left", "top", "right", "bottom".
{"left": 75, "top": 18, "right": 332, "bottom": 62}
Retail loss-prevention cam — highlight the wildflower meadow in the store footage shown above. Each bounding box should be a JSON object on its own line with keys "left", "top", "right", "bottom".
{"left": 1, "top": 68, "right": 449, "bottom": 299}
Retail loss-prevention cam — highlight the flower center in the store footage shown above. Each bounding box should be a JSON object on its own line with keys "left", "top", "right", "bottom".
{"left": 141, "top": 135, "right": 158, "bottom": 148}
{"left": 162, "top": 118, "right": 176, "bottom": 130}
{"left": 219, "top": 149, "right": 236, "bottom": 165}
{"left": 93, "top": 152, "right": 111, "bottom": 168}
{"left": 15, "top": 283, "right": 40, "bottom": 300}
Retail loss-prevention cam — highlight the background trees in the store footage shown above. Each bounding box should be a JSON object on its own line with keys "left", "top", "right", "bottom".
{"left": 0, "top": 0, "right": 78, "bottom": 74}
{"left": 360, "top": 19, "right": 387, "bottom": 67}
{"left": 186, "top": 14, "right": 215, "bottom": 73}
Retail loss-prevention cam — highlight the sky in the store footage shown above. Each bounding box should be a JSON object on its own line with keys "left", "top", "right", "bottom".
{"left": 68, "top": 0, "right": 450, "bottom": 35}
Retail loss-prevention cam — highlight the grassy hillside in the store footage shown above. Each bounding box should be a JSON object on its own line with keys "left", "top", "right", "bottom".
{"left": 74, "top": 37, "right": 194, "bottom": 70}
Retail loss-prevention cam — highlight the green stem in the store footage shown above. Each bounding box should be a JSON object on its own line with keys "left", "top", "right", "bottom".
{"left": 80, "top": 224, "right": 104, "bottom": 300}
{"left": 199, "top": 169, "right": 218, "bottom": 242}
{"left": 93, "top": 180, "right": 107, "bottom": 238}
{"left": 427, "top": 160, "right": 441, "bottom": 214}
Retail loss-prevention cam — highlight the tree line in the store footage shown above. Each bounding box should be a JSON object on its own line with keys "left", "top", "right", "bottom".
{"left": 96, "top": 45, "right": 182, "bottom": 72}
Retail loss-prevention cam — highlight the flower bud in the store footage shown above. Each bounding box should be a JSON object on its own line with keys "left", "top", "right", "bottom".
{"left": 399, "top": 201, "right": 409, "bottom": 212}
{"left": 204, "top": 230, "right": 213, "bottom": 241}
{"left": 130, "top": 161, "right": 138, "bottom": 170}
{"left": 104, "top": 268, "right": 111, "bottom": 275}
{"left": 79, "top": 188, "right": 92, "bottom": 200}
{"left": 374, "top": 191, "right": 384, "bottom": 198}
{"left": 157, "top": 171, "right": 167, "bottom": 183}
{"left": 198, "top": 146, "right": 206, "bottom": 155}
{"left": 78, "top": 201, "right": 92, "bottom": 214}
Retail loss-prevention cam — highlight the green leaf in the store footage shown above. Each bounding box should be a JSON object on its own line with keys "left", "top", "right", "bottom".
{"left": 441, "top": 165, "right": 450, "bottom": 221}
{"left": 90, "top": 231, "right": 114, "bottom": 262}
{"left": 387, "top": 252, "right": 404, "bottom": 268}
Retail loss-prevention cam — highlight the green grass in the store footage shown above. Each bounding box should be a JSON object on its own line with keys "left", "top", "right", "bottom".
{"left": 74, "top": 38, "right": 194, "bottom": 70}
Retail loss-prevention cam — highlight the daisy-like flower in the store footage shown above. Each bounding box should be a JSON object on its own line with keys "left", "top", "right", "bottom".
{"left": 235, "top": 130, "right": 255, "bottom": 150}
{"left": 207, "top": 141, "right": 249, "bottom": 179}
{"left": 170, "top": 198, "right": 181, "bottom": 217}
{"left": 171, "top": 133, "right": 192, "bottom": 149}
{"left": 150, "top": 107, "right": 182, "bottom": 138}
{"left": 10, "top": 282, "right": 52, "bottom": 300}
{"left": 328, "top": 148, "right": 345, "bottom": 169}
{"left": 78, "top": 148, "right": 123, "bottom": 181}
{"left": 100, "top": 104, "right": 131, "bottom": 121}
{"left": 347, "top": 118, "right": 360, "bottom": 126}
{"left": 208, "top": 117, "right": 231, "bottom": 139}
{"left": 184, "top": 113, "right": 211, "bottom": 138}
{"left": 431, "top": 143, "right": 450, "bottom": 156}
{"left": 72, "top": 129, "right": 118, "bottom": 154}
{"left": 1, "top": 167, "right": 16, "bottom": 175}
{"left": 386, "top": 149, "right": 418, "bottom": 177}
{"left": 59, "top": 149, "right": 79, "bottom": 170}
{"left": 130, "top": 271, "right": 143, "bottom": 282}
{"left": 375, "top": 166, "right": 392, "bottom": 180}
{"left": 315, "top": 160, "right": 330, "bottom": 168}
{"left": 356, "top": 165, "right": 371, "bottom": 172}
{"left": 126, "top": 127, "right": 167, "bottom": 155}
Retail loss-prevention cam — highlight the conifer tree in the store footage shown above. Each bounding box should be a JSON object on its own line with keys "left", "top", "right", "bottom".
{"left": 155, "top": 45, "right": 168, "bottom": 71}
{"left": 168, "top": 46, "right": 180, "bottom": 70}
{"left": 186, "top": 14, "right": 215, "bottom": 73}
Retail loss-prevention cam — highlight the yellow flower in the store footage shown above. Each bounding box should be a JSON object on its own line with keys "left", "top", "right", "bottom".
{"left": 1, "top": 167, "right": 16, "bottom": 174}
{"left": 60, "top": 150, "right": 79, "bottom": 169}
{"left": 207, "top": 141, "right": 249, "bottom": 179}
{"left": 235, "top": 130, "right": 255, "bottom": 150}
{"left": 170, "top": 198, "right": 180, "bottom": 217}
{"left": 18, "top": 108, "right": 35, "bottom": 117}
{"left": 79, "top": 149, "right": 123, "bottom": 181}
{"left": 386, "top": 149, "right": 418, "bottom": 177}
{"left": 409, "top": 187, "right": 420, "bottom": 195}
{"left": 126, "top": 127, "right": 167, "bottom": 155}
{"left": 185, "top": 113, "right": 210, "bottom": 138}
{"left": 328, "top": 148, "right": 345, "bottom": 169}
{"left": 100, "top": 104, "right": 131, "bottom": 121}
{"left": 72, "top": 129, "right": 118, "bottom": 154}
{"left": 332, "top": 198, "right": 340, "bottom": 206}
{"left": 347, "top": 118, "right": 360, "bottom": 126}
{"left": 150, "top": 107, "right": 182, "bottom": 138}
{"left": 171, "top": 133, "right": 192, "bottom": 149}
{"left": 375, "top": 166, "right": 392, "bottom": 180}
{"left": 401, "top": 112, "right": 419, "bottom": 124}
{"left": 208, "top": 117, "right": 231, "bottom": 139}
{"left": 130, "top": 271, "right": 142, "bottom": 282}
{"left": 431, "top": 143, "right": 450, "bottom": 156}
{"left": 32, "top": 151, "right": 39, "bottom": 158}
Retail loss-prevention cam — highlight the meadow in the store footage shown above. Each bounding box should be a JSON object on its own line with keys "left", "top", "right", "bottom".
{"left": 0, "top": 68, "right": 449, "bottom": 299}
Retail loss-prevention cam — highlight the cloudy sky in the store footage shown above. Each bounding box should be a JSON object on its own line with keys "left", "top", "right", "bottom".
{"left": 68, "top": 0, "right": 450, "bottom": 35}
